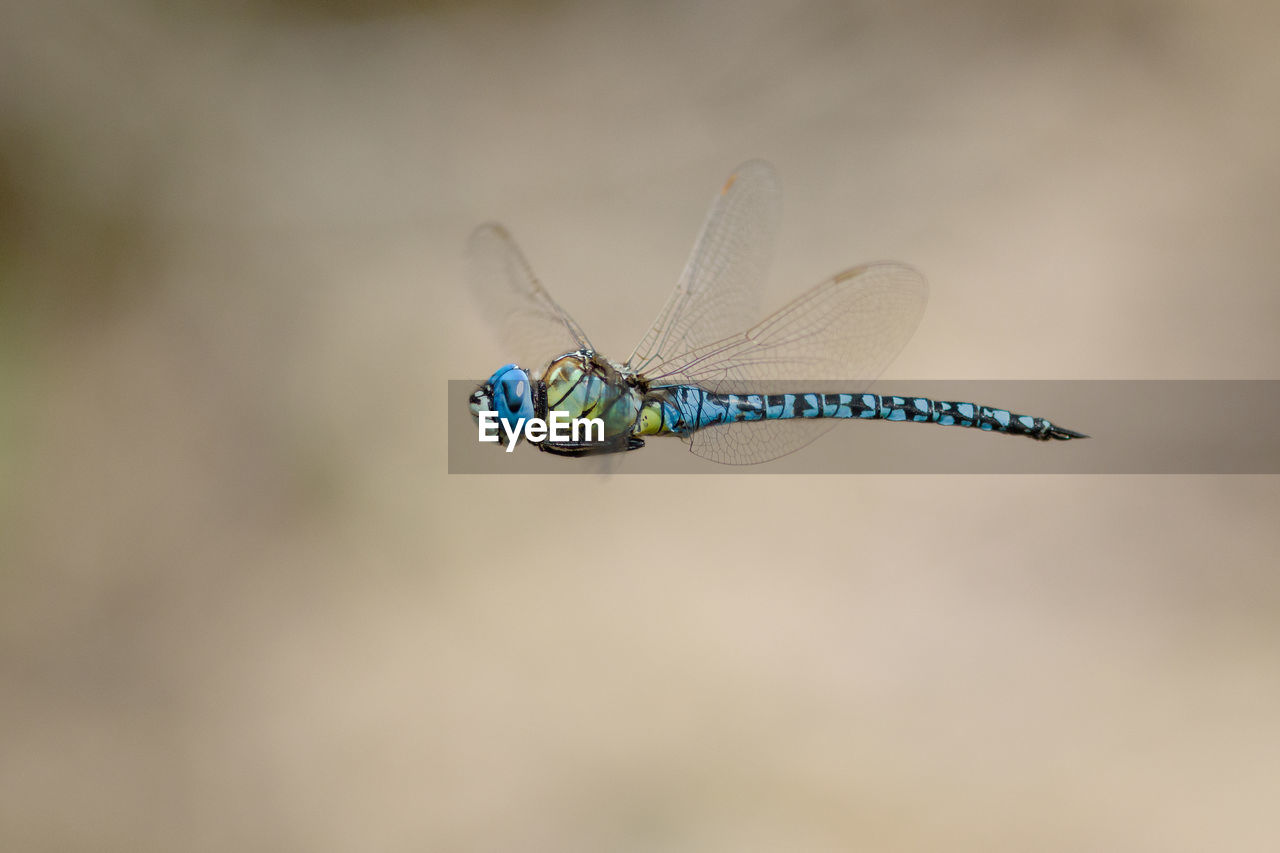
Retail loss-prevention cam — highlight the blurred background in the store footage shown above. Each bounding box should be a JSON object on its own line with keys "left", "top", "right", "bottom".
{"left": 3, "top": 0, "right": 1279, "bottom": 850}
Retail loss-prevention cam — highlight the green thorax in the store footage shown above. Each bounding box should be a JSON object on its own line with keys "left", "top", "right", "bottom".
{"left": 540, "top": 351, "right": 643, "bottom": 442}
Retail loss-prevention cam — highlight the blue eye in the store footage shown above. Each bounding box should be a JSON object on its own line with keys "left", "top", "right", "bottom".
{"left": 487, "top": 364, "right": 535, "bottom": 427}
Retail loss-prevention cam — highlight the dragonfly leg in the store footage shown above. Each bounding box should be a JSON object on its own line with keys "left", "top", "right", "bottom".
{"left": 538, "top": 436, "right": 646, "bottom": 457}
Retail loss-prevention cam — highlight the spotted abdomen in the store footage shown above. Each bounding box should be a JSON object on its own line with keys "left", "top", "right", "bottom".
{"left": 636, "top": 387, "right": 1085, "bottom": 441}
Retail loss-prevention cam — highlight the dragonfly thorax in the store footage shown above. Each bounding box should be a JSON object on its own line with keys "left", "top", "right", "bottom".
{"left": 541, "top": 351, "right": 644, "bottom": 445}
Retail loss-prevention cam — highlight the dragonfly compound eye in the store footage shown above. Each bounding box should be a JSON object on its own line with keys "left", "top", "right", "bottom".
{"left": 486, "top": 363, "right": 535, "bottom": 428}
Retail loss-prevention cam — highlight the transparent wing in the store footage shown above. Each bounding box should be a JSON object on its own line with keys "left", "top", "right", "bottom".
{"left": 644, "top": 262, "right": 929, "bottom": 465}
{"left": 624, "top": 160, "right": 782, "bottom": 375}
{"left": 467, "top": 223, "right": 591, "bottom": 369}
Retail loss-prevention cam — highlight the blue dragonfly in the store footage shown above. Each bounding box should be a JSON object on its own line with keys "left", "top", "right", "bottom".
{"left": 468, "top": 160, "right": 1085, "bottom": 464}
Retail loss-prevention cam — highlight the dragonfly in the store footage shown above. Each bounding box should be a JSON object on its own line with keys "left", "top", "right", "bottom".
{"left": 467, "top": 160, "right": 1085, "bottom": 464}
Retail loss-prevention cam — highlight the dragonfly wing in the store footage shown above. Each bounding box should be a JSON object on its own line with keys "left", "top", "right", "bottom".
{"left": 467, "top": 223, "right": 592, "bottom": 369}
{"left": 624, "top": 160, "right": 782, "bottom": 376}
{"left": 683, "top": 418, "right": 839, "bottom": 466}
{"left": 644, "top": 262, "right": 929, "bottom": 465}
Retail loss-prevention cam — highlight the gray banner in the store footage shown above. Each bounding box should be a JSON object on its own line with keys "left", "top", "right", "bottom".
{"left": 447, "top": 380, "right": 1280, "bottom": 474}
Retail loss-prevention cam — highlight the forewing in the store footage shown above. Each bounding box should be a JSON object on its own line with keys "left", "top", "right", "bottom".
{"left": 467, "top": 223, "right": 591, "bottom": 369}
{"left": 625, "top": 160, "right": 782, "bottom": 375}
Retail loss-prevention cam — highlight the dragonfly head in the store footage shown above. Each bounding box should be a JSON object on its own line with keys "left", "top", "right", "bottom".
{"left": 470, "top": 363, "right": 536, "bottom": 447}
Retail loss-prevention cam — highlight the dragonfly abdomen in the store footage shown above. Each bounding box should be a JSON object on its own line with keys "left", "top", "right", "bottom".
{"left": 639, "top": 387, "right": 1085, "bottom": 441}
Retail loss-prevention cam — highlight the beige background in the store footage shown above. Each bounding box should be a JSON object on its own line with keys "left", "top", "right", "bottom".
{"left": 3, "top": 1, "right": 1279, "bottom": 850}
